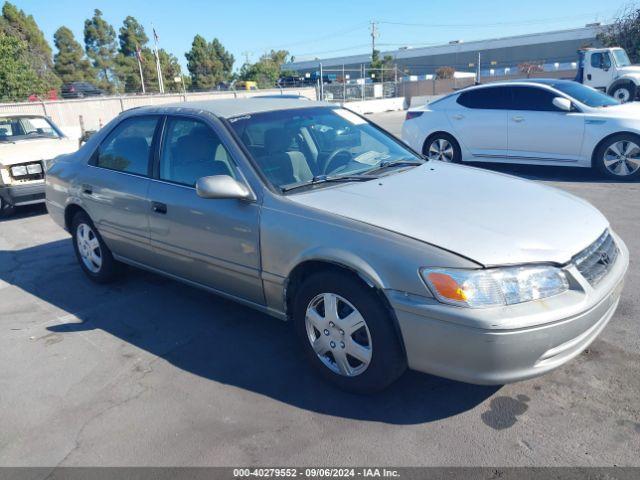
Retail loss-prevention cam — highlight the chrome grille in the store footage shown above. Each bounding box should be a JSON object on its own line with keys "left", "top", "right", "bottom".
{"left": 573, "top": 230, "right": 618, "bottom": 286}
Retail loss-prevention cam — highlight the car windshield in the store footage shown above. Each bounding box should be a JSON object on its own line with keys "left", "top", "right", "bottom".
{"left": 612, "top": 49, "right": 631, "bottom": 67}
{"left": 0, "top": 116, "right": 61, "bottom": 141}
{"left": 228, "top": 107, "right": 423, "bottom": 192}
{"left": 550, "top": 82, "right": 620, "bottom": 108}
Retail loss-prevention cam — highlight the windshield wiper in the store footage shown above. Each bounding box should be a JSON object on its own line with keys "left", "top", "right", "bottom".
{"left": 281, "top": 174, "right": 376, "bottom": 193}
{"left": 365, "top": 158, "right": 423, "bottom": 175}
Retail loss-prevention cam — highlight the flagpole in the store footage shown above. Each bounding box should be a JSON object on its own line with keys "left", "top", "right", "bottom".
{"left": 152, "top": 26, "right": 164, "bottom": 94}
{"left": 135, "top": 44, "right": 145, "bottom": 94}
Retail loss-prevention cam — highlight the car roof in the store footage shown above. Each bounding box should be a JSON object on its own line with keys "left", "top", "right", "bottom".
{"left": 462, "top": 78, "right": 574, "bottom": 91}
{"left": 133, "top": 97, "right": 329, "bottom": 119}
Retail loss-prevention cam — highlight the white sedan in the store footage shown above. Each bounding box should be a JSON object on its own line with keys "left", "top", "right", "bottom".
{"left": 401, "top": 79, "right": 640, "bottom": 179}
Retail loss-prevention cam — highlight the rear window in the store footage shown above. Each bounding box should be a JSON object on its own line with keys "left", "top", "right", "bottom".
{"left": 456, "top": 87, "right": 511, "bottom": 109}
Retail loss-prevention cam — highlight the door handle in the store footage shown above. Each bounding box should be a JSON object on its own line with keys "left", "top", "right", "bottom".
{"left": 151, "top": 201, "right": 167, "bottom": 214}
{"left": 452, "top": 114, "right": 465, "bottom": 120}
{"left": 512, "top": 116, "right": 525, "bottom": 123}
{"left": 82, "top": 184, "right": 93, "bottom": 195}
{"left": 587, "top": 74, "right": 592, "bottom": 81}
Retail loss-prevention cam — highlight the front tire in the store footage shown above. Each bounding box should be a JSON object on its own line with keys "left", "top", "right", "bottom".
{"left": 293, "top": 271, "right": 406, "bottom": 393}
{"left": 423, "top": 133, "right": 462, "bottom": 163}
{"left": 71, "top": 211, "right": 121, "bottom": 283}
{"left": 609, "top": 82, "right": 636, "bottom": 103}
{"left": 594, "top": 133, "right": 640, "bottom": 180}
{"left": 0, "top": 196, "right": 16, "bottom": 218}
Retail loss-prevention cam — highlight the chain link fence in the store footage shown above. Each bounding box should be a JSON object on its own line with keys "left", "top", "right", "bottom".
{"left": 318, "top": 81, "right": 399, "bottom": 102}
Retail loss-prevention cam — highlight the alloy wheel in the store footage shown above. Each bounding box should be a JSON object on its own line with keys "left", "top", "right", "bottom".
{"left": 428, "top": 138, "right": 455, "bottom": 162}
{"left": 305, "top": 293, "right": 372, "bottom": 377}
{"left": 603, "top": 140, "right": 640, "bottom": 176}
{"left": 76, "top": 223, "right": 102, "bottom": 273}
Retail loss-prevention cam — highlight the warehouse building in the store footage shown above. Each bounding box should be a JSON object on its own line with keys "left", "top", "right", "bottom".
{"left": 285, "top": 25, "right": 604, "bottom": 79}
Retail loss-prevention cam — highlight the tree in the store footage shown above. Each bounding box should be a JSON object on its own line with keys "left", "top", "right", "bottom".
{"left": 53, "top": 26, "right": 95, "bottom": 84}
{"left": 159, "top": 49, "right": 183, "bottom": 92}
{"left": 0, "top": 32, "right": 46, "bottom": 101}
{"left": 1, "top": 1, "right": 60, "bottom": 91}
{"left": 435, "top": 66, "right": 455, "bottom": 80}
{"left": 598, "top": 6, "right": 640, "bottom": 63}
{"left": 518, "top": 62, "right": 544, "bottom": 78}
{"left": 370, "top": 49, "right": 395, "bottom": 82}
{"left": 84, "top": 9, "right": 118, "bottom": 92}
{"left": 185, "top": 35, "right": 234, "bottom": 90}
{"left": 118, "top": 16, "right": 147, "bottom": 57}
{"left": 239, "top": 49, "right": 291, "bottom": 88}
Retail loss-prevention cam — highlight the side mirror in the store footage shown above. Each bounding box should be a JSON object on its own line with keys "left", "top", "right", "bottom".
{"left": 552, "top": 97, "right": 572, "bottom": 112}
{"left": 195, "top": 175, "right": 254, "bottom": 201}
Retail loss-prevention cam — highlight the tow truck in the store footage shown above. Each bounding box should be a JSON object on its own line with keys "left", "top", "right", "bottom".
{"left": 575, "top": 47, "right": 640, "bottom": 102}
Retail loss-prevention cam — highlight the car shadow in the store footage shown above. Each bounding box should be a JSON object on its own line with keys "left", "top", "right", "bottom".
{"left": 1, "top": 238, "right": 499, "bottom": 425}
{"left": 469, "top": 161, "right": 639, "bottom": 183}
{"left": 0, "top": 203, "right": 48, "bottom": 222}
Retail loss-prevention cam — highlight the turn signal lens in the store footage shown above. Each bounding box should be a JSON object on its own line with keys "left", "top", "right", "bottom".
{"left": 421, "top": 266, "right": 569, "bottom": 308}
{"left": 426, "top": 272, "right": 468, "bottom": 302}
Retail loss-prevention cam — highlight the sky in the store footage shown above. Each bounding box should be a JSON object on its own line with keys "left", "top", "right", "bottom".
{"left": 13, "top": 0, "right": 631, "bottom": 71}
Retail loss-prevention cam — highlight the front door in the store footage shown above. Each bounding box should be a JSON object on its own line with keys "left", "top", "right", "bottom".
{"left": 508, "top": 86, "right": 585, "bottom": 162}
{"left": 147, "top": 115, "right": 263, "bottom": 305}
{"left": 586, "top": 51, "right": 615, "bottom": 91}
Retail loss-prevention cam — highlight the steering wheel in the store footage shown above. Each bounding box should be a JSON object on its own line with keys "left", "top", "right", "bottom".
{"left": 323, "top": 148, "right": 353, "bottom": 175}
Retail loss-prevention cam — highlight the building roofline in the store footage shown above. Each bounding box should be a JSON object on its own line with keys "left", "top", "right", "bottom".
{"left": 286, "top": 25, "right": 604, "bottom": 70}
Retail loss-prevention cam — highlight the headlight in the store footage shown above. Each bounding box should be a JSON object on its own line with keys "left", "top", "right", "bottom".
{"left": 11, "top": 165, "right": 27, "bottom": 177}
{"left": 421, "top": 266, "right": 569, "bottom": 308}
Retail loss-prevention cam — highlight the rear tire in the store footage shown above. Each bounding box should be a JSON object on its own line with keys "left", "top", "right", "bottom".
{"left": 594, "top": 133, "right": 640, "bottom": 180}
{"left": 609, "top": 82, "right": 636, "bottom": 103}
{"left": 71, "top": 211, "right": 122, "bottom": 283}
{"left": 423, "top": 133, "right": 462, "bottom": 163}
{"left": 293, "top": 271, "right": 407, "bottom": 393}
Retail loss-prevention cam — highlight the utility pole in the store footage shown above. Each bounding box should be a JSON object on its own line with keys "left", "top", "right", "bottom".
{"left": 241, "top": 51, "right": 252, "bottom": 65}
{"left": 477, "top": 52, "right": 481, "bottom": 84}
{"left": 370, "top": 20, "right": 378, "bottom": 58}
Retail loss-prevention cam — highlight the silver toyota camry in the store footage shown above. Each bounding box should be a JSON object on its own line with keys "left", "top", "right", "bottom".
{"left": 45, "top": 98, "right": 629, "bottom": 392}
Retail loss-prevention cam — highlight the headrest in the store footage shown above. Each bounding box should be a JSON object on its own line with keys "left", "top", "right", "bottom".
{"left": 264, "top": 128, "right": 293, "bottom": 154}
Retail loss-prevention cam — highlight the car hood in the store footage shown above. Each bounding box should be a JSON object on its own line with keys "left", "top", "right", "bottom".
{"left": 617, "top": 65, "right": 640, "bottom": 77}
{"left": 587, "top": 101, "right": 640, "bottom": 119}
{"left": 0, "top": 137, "right": 77, "bottom": 166}
{"left": 288, "top": 163, "right": 608, "bottom": 267}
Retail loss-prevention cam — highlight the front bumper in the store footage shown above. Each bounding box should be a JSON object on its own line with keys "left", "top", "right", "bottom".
{"left": 0, "top": 181, "right": 45, "bottom": 207}
{"left": 387, "top": 236, "right": 629, "bottom": 385}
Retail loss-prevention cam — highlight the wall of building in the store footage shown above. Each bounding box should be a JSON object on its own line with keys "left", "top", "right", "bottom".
{"left": 287, "top": 26, "right": 602, "bottom": 78}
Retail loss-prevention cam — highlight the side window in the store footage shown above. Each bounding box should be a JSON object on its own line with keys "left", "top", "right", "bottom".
{"left": 511, "top": 87, "right": 561, "bottom": 112}
{"left": 456, "top": 87, "right": 511, "bottom": 109}
{"left": 159, "top": 117, "right": 236, "bottom": 187}
{"left": 96, "top": 116, "right": 157, "bottom": 175}
{"left": 591, "top": 52, "right": 611, "bottom": 70}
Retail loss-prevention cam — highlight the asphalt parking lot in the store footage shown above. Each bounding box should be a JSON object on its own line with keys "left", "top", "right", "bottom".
{"left": 1, "top": 110, "right": 639, "bottom": 467}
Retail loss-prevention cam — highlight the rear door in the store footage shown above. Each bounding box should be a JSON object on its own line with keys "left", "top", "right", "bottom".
{"left": 147, "top": 115, "right": 263, "bottom": 304}
{"left": 508, "top": 86, "right": 584, "bottom": 162}
{"left": 448, "top": 86, "right": 509, "bottom": 159}
{"left": 80, "top": 115, "right": 160, "bottom": 264}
